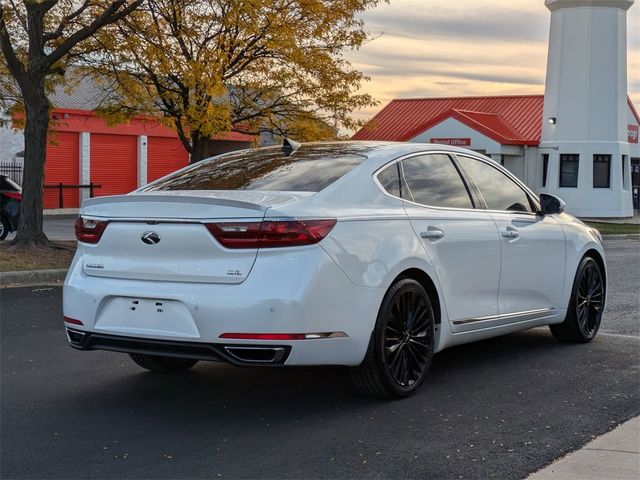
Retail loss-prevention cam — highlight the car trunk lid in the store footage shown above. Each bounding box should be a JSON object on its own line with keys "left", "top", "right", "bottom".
{"left": 79, "top": 191, "right": 312, "bottom": 284}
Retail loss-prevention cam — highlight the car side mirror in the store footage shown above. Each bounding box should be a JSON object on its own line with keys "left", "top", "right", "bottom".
{"left": 539, "top": 193, "right": 566, "bottom": 215}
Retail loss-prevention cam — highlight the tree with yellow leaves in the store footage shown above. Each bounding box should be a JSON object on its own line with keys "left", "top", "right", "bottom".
{"left": 92, "top": 0, "right": 385, "bottom": 162}
{"left": 0, "top": 0, "right": 143, "bottom": 246}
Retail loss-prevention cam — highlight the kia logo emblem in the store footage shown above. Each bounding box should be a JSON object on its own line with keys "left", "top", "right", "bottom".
{"left": 141, "top": 231, "right": 161, "bottom": 245}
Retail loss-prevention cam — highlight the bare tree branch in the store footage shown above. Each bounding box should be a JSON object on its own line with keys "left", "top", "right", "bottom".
{"left": 41, "top": 0, "right": 144, "bottom": 72}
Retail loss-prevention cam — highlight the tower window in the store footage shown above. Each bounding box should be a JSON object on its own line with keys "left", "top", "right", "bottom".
{"left": 559, "top": 154, "right": 579, "bottom": 188}
{"left": 622, "top": 155, "right": 628, "bottom": 190}
{"left": 593, "top": 154, "right": 611, "bottom": 188}
{"left": 542, "top": 154, "right": 549, "bottom": 187}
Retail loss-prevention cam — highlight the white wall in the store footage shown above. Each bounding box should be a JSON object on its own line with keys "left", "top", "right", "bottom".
{"left": 409, "top": 117, "right": 503, "bottom": 154}
{"left": 540, "top": 0, "right": 635, "bottom": 217}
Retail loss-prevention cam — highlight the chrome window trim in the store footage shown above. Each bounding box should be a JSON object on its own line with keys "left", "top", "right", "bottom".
{"left": 372, "top": 150, "right": 479, "bottom": 213}
{"left": 372, "top": 150, "right": 542, "bottom": 216}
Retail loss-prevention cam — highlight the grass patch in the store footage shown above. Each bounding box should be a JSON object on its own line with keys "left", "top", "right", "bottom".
{"left": 584, "top": 221, "right": 640, "bottom": 235}
{"left": 0, "top": 241, "right": 76, "bottom": 272}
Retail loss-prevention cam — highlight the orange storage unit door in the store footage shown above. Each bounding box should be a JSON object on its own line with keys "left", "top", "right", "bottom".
{"left": 147, "top": 137, "right": 190, "bottom": 183}
{"left": 90, "top": 133, "right": 138, "bottom": 197}
{"left": 44, "top": 131, "right": 79, "bottom": 209}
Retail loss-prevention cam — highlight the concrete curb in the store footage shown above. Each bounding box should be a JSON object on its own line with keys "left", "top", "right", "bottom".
{"left": 526, "top": 416, "right": 640, "bottom": 479}
{"left": 0, "top": 268, "right": 67, "bottom": 287}
{"left": 43, "top": 208, "right": 79, "bottom": 217}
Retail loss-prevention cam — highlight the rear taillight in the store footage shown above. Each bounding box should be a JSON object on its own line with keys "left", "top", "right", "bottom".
{"left": 74, "top": 217, "right": 109, "bottom": 244}
{"left": 206, "top": 219, "right": 336, "bottom": 249}
{"left": 205, "top": 222, "right": 263, "bottom": 249}
{"left": 2, "top": 191, "right": 21, "bottom": 200}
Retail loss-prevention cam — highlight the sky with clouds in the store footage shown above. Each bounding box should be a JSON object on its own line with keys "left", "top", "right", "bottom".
{"left": 346, "top": 0, "right": 639, "bottom": 120}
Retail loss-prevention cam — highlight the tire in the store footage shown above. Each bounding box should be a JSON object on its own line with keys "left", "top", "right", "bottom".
{"left": 0, "top": 217, "right": 9, "bottom": 240}
{"left": 351, "top": 278, "right": 435, "bottom": 398}
{"left": 550, "top": 256, "right": 605, "bottom": 343}
{"left": 129, "top": 353, "right": 198, "bottom": 372}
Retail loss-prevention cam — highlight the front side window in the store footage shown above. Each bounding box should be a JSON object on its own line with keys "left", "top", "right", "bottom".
{"left": 400, "top": 154, "right": 473, "bottom": 209}
{"left": 456, "top": 156, "right": 533, "bottom": 213}
{"left": 593, "top": 154, "right": 611, "bottom": 188}
{"left": 559, "top": 154, "right": 579, "bottom": 188}
{"left": 143, "top": 144, "right": 366, "bottom": 193}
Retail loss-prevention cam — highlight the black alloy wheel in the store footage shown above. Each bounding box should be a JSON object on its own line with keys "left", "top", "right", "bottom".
{"left": 575, "top": 260, "right": 604, "bottom": 337}
{"left": 550, "top": 256, "right": 605, "bottom": 343}
{"left": 352, "top": 278, "right": 435, "bottom": 398}
{"left": 384, "top": 288, "right": 433, "bottom": 387}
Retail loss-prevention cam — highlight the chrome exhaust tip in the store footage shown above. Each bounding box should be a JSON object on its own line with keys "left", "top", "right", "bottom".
{"left": 223, "top": 346, "right": 287, "bottom": 364}
{"left": 66, "top": 328, "right": 87, "bottom": 346}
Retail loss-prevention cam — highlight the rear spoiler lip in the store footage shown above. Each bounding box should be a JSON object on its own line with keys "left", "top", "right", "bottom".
{"left": 80, "top": 193, "right": 266, "bottom": 212}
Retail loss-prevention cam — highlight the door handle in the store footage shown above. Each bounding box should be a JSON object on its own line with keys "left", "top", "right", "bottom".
{"left": 421, "top": 227, "right": 445, "bottom": 240}
{"left": 501, "top": 226, "right": 520, "bottom": 240}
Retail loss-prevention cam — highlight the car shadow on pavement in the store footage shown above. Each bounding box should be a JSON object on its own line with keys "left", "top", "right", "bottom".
{"left": 62, "top": 327, "right": 576, "bottom": 413}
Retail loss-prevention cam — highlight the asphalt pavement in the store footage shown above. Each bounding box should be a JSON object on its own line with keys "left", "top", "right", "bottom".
{"left": 6, "top": 215, "right": 76, "bottom": 242}
{"left": 1, "top": 240, "right": 638, "bottom": 479}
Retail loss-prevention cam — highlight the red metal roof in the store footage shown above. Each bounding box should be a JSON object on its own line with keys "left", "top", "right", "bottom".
{"left": 353, "top": 95, "right": 544, "bottom": 145}
{"left": 354, "top": 95, "right": 640, "bottom": 145}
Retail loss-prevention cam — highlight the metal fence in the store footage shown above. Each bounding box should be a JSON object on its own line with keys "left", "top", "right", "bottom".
{"left": 44, "top": 183, "right": 102, "bottom": 208}
{"left": 0, "top": 162, "right": 23, "bottom": 185}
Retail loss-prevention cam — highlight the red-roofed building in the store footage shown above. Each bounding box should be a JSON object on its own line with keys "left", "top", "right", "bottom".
{"left": 354, "top": 94, "right": 640, "bottom": 216}
{"left": 354, "top": 1, "right": 640, "bottom": 218}
{"left": 354, "top": 95, "right": 545, "bottom": 145}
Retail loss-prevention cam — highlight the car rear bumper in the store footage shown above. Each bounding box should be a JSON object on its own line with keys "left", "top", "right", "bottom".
{"left": 63, "top": 246, "right": 384, "bottom": 366}
{"left": 66, "top": 328, "right": 292, "bottom": 366}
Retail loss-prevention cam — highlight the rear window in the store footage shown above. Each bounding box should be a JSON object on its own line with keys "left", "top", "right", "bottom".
{"left": 142, "top": 145, "right": 366, "bottom": 193}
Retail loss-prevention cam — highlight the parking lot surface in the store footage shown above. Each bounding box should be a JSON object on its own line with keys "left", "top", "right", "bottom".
{"left": 1, "top": 240, "right": 638, "bottom": 479}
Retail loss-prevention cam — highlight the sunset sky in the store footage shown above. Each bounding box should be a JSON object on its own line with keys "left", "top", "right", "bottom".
{"left": 346, "top": 0, "right": 639, "bottom": 120}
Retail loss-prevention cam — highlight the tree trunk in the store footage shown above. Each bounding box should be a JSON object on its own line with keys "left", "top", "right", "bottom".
{"left": 190, "top": 134, "right": 210, "bottom": 164}
{"left": 12, "top": 90, "right": 50, "bottom": 247}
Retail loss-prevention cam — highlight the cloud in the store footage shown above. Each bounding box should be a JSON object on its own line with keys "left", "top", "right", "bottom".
{"left": 362, "top": 6, "right": 549, "bottom": 43}
{"left": 347, "top": 0, "right": 640, "bottom": 121}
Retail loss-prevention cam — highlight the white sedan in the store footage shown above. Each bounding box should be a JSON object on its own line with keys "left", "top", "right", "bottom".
{"left": 63, "top": 141, "right": 606, "bottom": 398}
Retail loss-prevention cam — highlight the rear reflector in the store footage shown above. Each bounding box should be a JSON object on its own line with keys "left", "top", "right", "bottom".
{"left": 206, "top": 219, "right": 336, "bottom": 249}
{"left": 75, "top": 217, "right": 109, "bottom": 244}
{"left": 219, "top": 332, "right": 347, "bottom": 340}
{"left": 63, "top": 316, "right": 84, "bottom": 326}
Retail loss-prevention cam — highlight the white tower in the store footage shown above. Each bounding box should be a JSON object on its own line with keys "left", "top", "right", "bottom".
{"left": 540, "top": 0, "right": 634, "bottom": 217}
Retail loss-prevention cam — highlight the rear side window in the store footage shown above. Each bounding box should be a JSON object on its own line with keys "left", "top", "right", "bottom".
{"left": 456, "top": 156, "right": 533, "bottom": 213}
{"left": 400, "top": 154, "right": 473, "bottom": 209}
{"left": 142, "top": 145, "right": 365, "bottom": 193}
{"left": 376, "top": 163, "right": 401, "bottom": 197}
